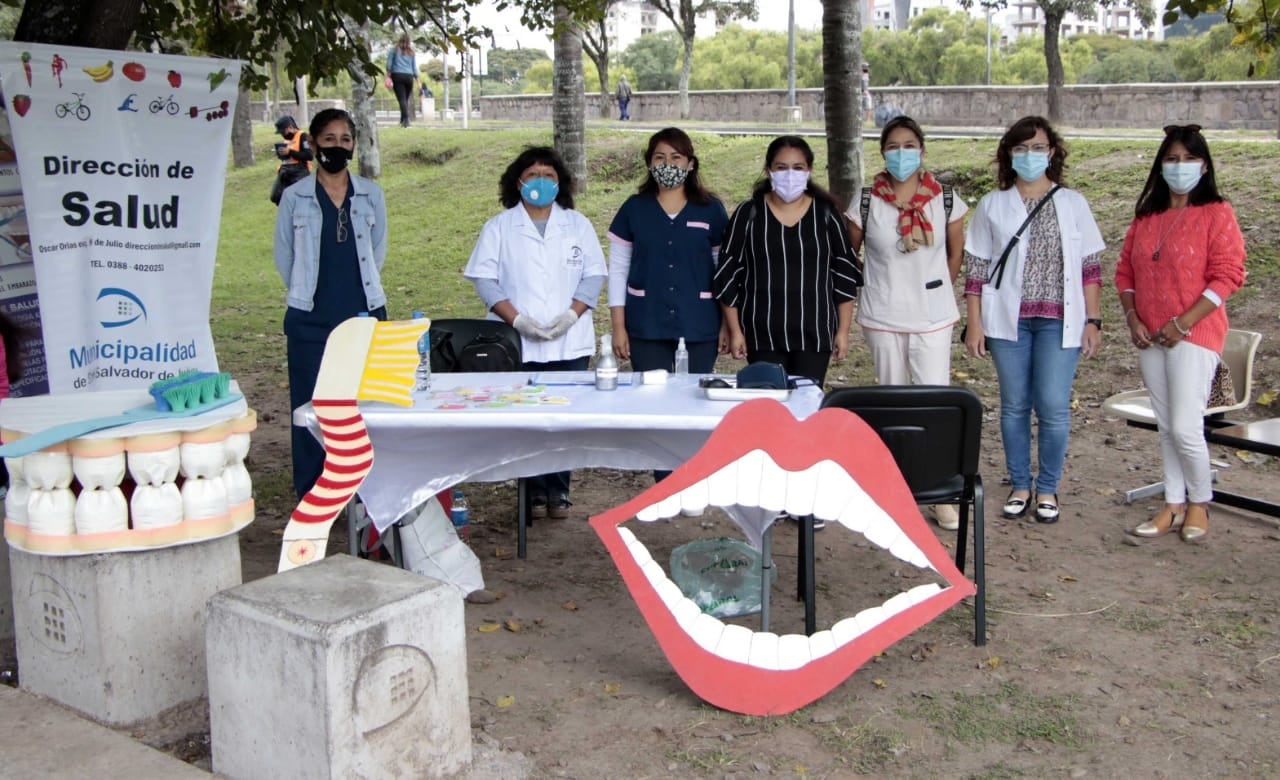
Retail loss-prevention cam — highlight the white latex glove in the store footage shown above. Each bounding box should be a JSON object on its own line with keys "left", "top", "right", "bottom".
{"left": 512, "top": 313, "right": 553, "bottom": 341}
{"left": 542, "top": 309, "right": 579, "bottom": 340}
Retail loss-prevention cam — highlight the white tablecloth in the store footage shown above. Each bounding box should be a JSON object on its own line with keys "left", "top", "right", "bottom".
{"left": 295, "top": 373, "right": 823, "bottom": 533}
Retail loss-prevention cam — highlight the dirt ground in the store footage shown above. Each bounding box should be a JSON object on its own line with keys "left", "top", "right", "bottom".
{"left": 139, "top": 276, "right": 1279, "bottom": 778}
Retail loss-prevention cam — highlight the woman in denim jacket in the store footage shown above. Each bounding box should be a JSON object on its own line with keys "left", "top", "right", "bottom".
{"left": 274, "top": 108, "right": 388, "bottom": 499}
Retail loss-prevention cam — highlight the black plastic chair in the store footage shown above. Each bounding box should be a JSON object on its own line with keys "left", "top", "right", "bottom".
{"left": 814, "top": 385, "right": 986, "bottom": 646}
{"left": 427, "top": 319, "right": 536, "bottom": 556}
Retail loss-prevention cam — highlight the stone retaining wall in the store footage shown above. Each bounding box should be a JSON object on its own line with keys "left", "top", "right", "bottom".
{"left": 479, "top": 82, "right": 1280, "bottom": 130}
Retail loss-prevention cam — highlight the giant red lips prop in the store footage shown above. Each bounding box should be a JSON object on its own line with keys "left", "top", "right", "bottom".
{"left": 589, "top": 399, "right": 975, "bottom": 716}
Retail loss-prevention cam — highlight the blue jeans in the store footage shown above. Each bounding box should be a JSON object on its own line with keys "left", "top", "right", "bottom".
{"left": 986, "top": 317, "right": 1080, "bottom": 496}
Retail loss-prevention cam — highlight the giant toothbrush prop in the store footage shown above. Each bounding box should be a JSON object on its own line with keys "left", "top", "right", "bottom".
{"left": 279, "top": 316, "right": 428, "bottom": 572}
{"left": 588, "top": 399, "right": 977, "bottom": 716}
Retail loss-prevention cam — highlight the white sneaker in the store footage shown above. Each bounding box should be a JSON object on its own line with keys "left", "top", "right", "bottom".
{"left": 931, "top": 504, "right": 960, "bottom": 531}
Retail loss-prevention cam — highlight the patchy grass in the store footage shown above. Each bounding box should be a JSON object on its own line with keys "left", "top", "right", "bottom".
{"left": 668, "top": 747, "right": 742, "bottom": 771}
{"left": 817, "top": 716, "right": 908, "bottom": 774}
{"left": 901, "top": 682, "right": 1087, "bottom": 748}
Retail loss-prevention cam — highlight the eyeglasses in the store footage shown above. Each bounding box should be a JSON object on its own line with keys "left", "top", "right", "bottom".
{"left": 1011, "top": 144, "right": 1051, "bottom": 155}
{"left": 336, "top": 205, "right": 348, "bottom": 244}
{"left": 1163, "top": 124, "right": 1202, "bottom": 135}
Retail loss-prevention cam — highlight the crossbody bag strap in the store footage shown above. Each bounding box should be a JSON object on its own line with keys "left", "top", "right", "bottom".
{"left": 989, "top": 184, "right": 1061, "bottom": 290}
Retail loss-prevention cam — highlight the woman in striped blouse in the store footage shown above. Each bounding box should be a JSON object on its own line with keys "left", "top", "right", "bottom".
{"left": 713, "top": 136, "right": 862, "bottom": 385}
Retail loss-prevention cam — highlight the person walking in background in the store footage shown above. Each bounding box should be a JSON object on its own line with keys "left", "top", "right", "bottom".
{"left": 1116, "top": 124, "right": 1246, "bottom": 544}
{"left": 387, "top": 32, "right": 419, "bottom": 128}
{"left": 846, "top": 115, "right": 969, "bottom": 530}
{"left": 616, "top": 75, "right": 633, "bottom": 121}
{"left": 861, "top": 63, "right": 873, "bottom": 125}
{"left": 274, "top": 108, "right": 388, "bottom": 499}
{"left": 464, "top": 146, "right": 607, "bottom": 520}
{"left": 713, "top": 135, "right": 861, "bottom": 386}
{"left": 270, "top": 115, "right": 311, "bottom": 205}
{"left": 963, "top": 115, "right": 1105, "bottom": 526}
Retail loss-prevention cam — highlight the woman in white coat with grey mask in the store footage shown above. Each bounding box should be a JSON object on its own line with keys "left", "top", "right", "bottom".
{"left": 464, "top": 145, "right": 607, "bottom": 520}
{"left": 963, "top": 116, "right": 1105, "bottom": 526}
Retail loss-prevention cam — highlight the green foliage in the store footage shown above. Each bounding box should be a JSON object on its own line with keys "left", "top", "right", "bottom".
{"left": 487, "top": 46, "right": 551, "bottom": 83}
{"left": 689, "top": 25, "right": 823, "bottom": 90}
{"left": 620, "top": 30, "right": 683, "bottom": 90}
{"left": 522, "top": 58, "right": 600, "bottom": 93}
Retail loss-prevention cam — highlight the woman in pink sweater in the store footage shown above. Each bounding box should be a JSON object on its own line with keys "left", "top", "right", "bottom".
{"left": 1115, "top": 124, "right": 1246, "bottom": 543}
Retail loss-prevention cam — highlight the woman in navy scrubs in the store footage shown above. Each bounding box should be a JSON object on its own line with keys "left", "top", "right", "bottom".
{"left": 607, "top": 127, "right": 729, "bottom": 378}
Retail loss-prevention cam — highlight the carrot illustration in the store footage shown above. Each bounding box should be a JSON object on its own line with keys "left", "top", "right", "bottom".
{"left": 20, "top": 52, "right": 30, "bottom": 87}
{"left": 278, "top": 316, "right": 427, "bottom": 572}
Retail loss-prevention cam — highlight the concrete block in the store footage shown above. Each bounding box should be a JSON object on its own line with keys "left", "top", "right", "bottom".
{"left": 207, "top": 554, "right": 471, "bottom": 780}
{"left": 0, "top": 541, "right": 14, "bottom": 667}
{"left": 10, "top": 534, "right": 242, "bottom": 726}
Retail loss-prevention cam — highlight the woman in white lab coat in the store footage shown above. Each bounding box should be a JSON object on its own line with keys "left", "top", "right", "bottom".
{"left": 464, "top": 145, "right": 607, "bottom": 520}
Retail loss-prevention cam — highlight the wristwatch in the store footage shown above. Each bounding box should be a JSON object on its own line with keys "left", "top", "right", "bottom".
{"left": 1086, "top": 318, "right": 1103, "bottom": 331}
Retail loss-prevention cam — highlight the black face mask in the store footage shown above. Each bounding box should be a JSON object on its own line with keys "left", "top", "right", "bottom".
{"left": 282, "top": 130, "right": 296, "bottom": 140}
{"left": 316, "top": 146, "right": 352, "bottom": 174}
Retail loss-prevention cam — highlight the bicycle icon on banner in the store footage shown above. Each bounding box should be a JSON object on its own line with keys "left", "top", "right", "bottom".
{"left": 149, "top": 94, "right": 180, "bottom": 115}
{"left": 55, "top": 92, "right": 91, "bottom": 121}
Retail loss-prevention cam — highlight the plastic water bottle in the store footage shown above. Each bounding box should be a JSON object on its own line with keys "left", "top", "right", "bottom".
{"left": 595, "top": 334, "right": 618, "bottom": 391}
{"left": 674, "top": 337, "right": 689, "bottom": 375}
{"left": 412, "top": 310, "right": 431, "bottom": 392}
{"left": 450, "top": 489, "right": 470, "bottom": 542}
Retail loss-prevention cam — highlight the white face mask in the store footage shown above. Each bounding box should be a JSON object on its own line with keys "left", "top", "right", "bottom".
{"left": 769, "top": 169, "right": 810, "bottom": 203}
{"left": 1162, "top": 161, "right": 1203, "bottom": 195}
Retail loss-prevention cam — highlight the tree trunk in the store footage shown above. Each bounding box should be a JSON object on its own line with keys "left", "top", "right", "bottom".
{"left": 552, "top": 4, "right": 588, "bottom": 193}
{"left": 583, "top": 20, "right": 613, "bottom": 119}
{"left": 231, "top": 84, "right": 254, "bottom": 168}
{"left": 347, "top": 19, "right": 380, "bottom": 179}
{"left": 16, "top": 0, "right": 140, "bottom": 49}
{"left": 1043, "top": 11, "right": 1064, "bottom": 123}
{"left": 822, "top": 0, "right": 864, "bottom": 210}
{"left": 678, "top": 33, "right": 694, "bottom": 119}
{"left": 270, "top": 54, "right": 281, "bottom": 122}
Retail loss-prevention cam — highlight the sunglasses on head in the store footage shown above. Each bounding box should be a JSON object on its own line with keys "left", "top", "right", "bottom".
{"left": 1163, "top": 123, "right": 1203, "bottom": 135}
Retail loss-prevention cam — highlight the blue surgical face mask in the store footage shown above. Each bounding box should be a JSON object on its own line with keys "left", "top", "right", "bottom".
{"left": 1162, "top": 161, "right": 1203, "bottom": 195}
{"left": 1011, "top": 151, "right": 1050, "bottom": 183}
{"left": 520, "top": 177, "right": 559, "bottom": 207}
{"left": 884, "top": 148, "right": 921, "bottom": 181}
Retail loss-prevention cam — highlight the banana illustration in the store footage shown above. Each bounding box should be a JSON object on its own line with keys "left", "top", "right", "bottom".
{"left": 82, "top": 60, "right": 114, "bottom": 83}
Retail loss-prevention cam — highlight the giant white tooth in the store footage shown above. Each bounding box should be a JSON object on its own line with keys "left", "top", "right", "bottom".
{"left": 747, "top": 631, "right": 780, "bottom": 670}
{"left": 655, "top": 578, "right": 686, "bottom": 610}
{"left": 734, "top": 450, "right": 766, "bottom": 508}
{"left": 756, "top": 454, "right": 787, "bottom": 513}
{"left": 688, "top": 612, "right": 725, "bottom": 652}
{"left": 810, "top": 461, "right": 852, "bottom": 520}
{"left": 830, "top": 615, "right": 866, "bottom": 645}
{"left": 678, "top": 480, "right": 710, "bottom": 514}
{"left": 618, "top": 526, "right": 638, "bottom": 546}
{"left": 808, "top": 629, "right": 837, "bottom": 660}
{"left": 637, "top": 502, "right": 661, "bottom": 522}
{"left": 627, "top": 536, "right": 654, "bottom": 567}
{"left": 776, "top": 633, "right": 812, "bottom": 670}
{"left": 835, "top": 491, "right": 872, "bottom": 533}
{"left": 715, "top": 623, "right": 754, "bottom": 665}
{"left": 640, "top": 559, "right": 666, "bottom": 589}
{"left": 852, "top": 606, "right": 886, "bottom": 635}
{"left": 907, "top": 583, "right": 942, "bottom": 604}
{"left": 656, "top": 492, "right": 683, "bottom": 519}
{"left": 888, "top": 534, "right": 922, "bottom": 565}
{"left": 707, "top": 461, "right": 737, "bottom": 507}
{"left": 904, "top": 545, "right": 932, "bottom": 570}
{"left": 882, "top": 590, "right": 916, "bottom": 618}
{"left": 783, "top": 463, "right": 819, "bottom": 517}
{"left": 672, "top": 597, "right": 704, "bottom": 629}
{"left": 863, "top": 515, "right": 903, "bottom": 550}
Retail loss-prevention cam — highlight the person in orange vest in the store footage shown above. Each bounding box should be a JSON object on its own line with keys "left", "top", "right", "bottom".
{"left": 271, "top": 115, "right": 312, "bottom": 205}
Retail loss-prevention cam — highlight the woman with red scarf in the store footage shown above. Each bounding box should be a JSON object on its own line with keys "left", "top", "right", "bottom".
{"left": 845, "top": 115, "right": 969, "bottom": 529}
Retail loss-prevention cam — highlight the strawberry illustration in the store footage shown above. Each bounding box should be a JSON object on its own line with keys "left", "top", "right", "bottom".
{"left": 12, "top": 95, "right": 30, "bottom": 117}
{"left": 167, "top": 70, "right": 181, "bottom": 88}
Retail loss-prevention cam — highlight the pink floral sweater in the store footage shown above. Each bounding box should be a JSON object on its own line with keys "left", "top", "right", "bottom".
{"left": 1114, "top": 201, "right": 1246, "bottom": 354}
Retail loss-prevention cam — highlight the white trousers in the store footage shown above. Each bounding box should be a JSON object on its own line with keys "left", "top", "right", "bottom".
{"left": 1138, "top": 341, "right": 1219, "bottom": 504}
{"left": 863, "top": 326, "right": 954, "bottom": 386}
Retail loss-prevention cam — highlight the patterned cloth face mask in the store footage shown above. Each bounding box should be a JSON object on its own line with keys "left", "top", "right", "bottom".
{"left": 650, "top": 164, "right": 690, "bottom": 190}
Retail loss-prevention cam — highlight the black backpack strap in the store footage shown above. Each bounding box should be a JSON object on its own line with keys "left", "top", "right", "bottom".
{"left": 859, "top": 188, "right": 872, "bottom": 238}
{"left": 943, "top": 184, "right": 953, "bottom": 221}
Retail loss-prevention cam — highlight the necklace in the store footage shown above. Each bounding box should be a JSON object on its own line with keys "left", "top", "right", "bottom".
{"left": 1151, "top": 207, "right": 1185, "bottom": 262}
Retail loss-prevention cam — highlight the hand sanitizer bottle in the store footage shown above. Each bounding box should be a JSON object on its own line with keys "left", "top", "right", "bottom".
{"left": 674, "top": 337, "right": 689, "bottom": 375}
{"left": 595, "top": 334, "right": 618, "bottom": 391}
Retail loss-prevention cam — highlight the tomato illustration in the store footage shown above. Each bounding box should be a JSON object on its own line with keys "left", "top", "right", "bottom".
{"left": 12, "top": 95, "right": 30, "bottom": 117}
{"left": 122, "top": 62, "right": 146, "bottom": 82}
{"left": 168, "top": 70, "right": 181, "bottom": 88}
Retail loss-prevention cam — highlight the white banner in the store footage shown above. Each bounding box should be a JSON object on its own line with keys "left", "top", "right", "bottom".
{"left": 0, "top": 43, "right": 240, "bottom": 393}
